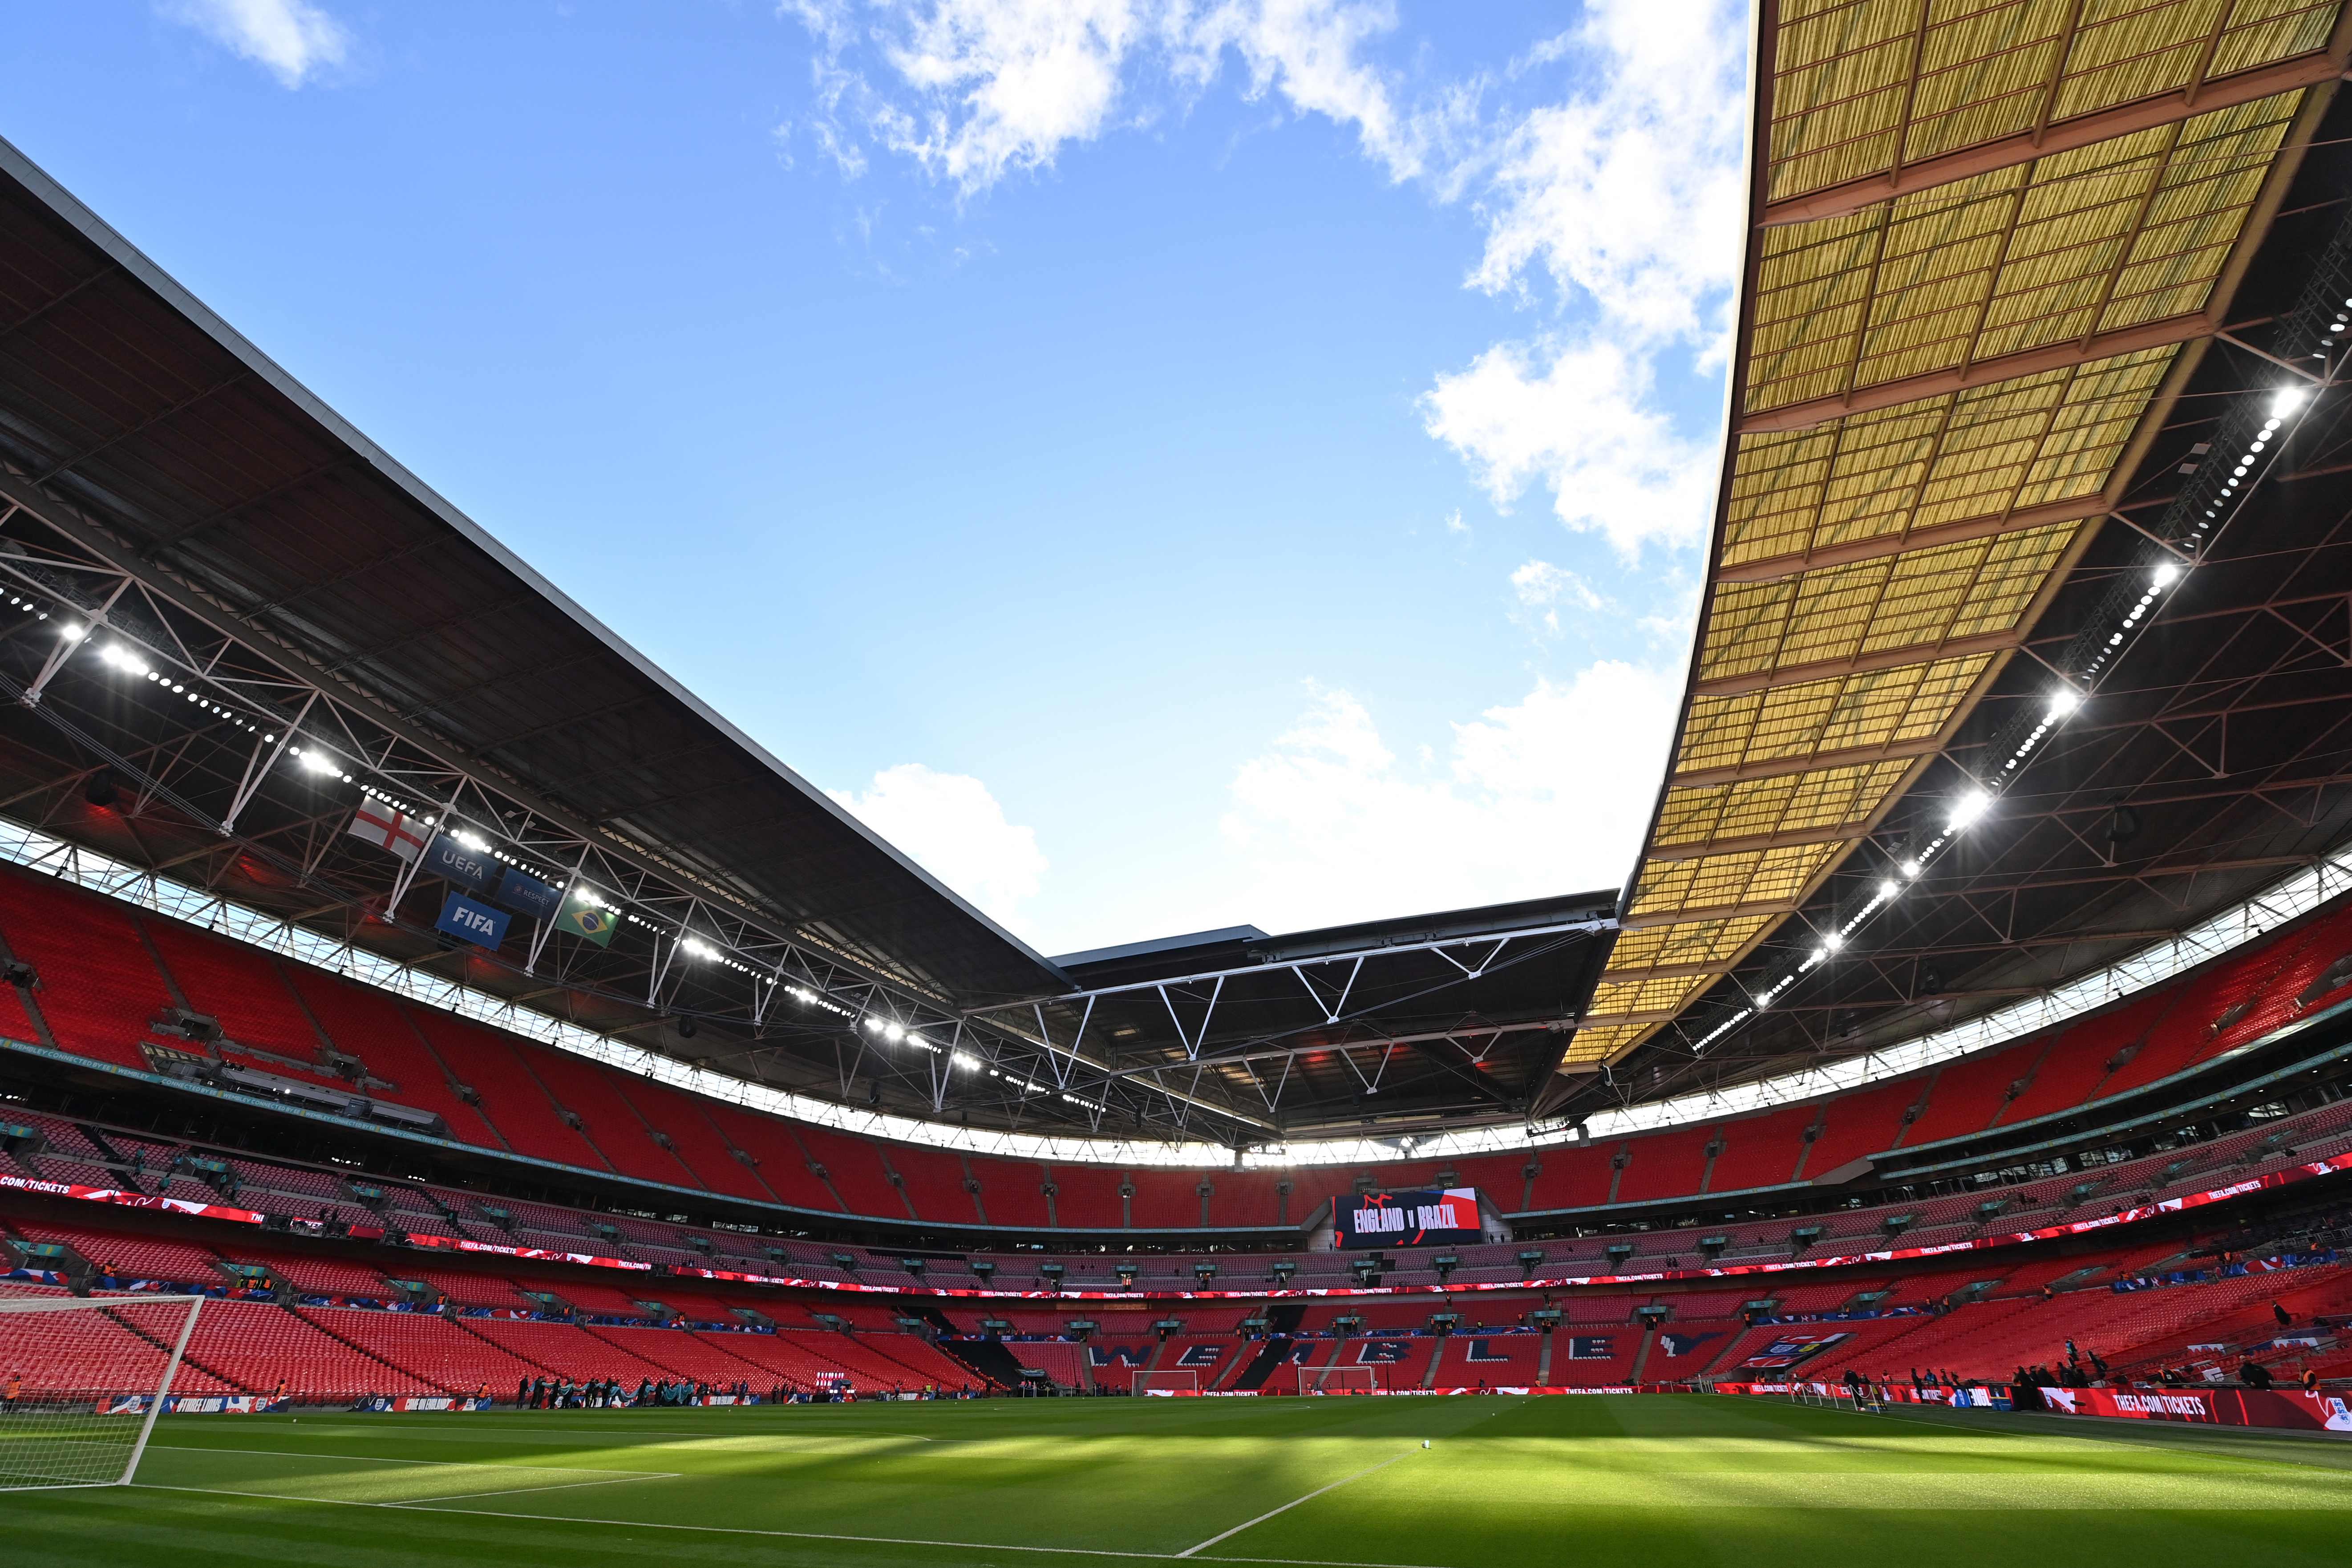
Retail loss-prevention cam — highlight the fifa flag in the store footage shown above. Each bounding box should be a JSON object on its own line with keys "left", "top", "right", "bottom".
{"left": 346, "top": 800, "right": 426, "bottom": 860}
{"left": 436, "top": 892, "right": 510, "bottom": 950}
{"left": 555, "top": 895, "right": 618, "bottom": 948}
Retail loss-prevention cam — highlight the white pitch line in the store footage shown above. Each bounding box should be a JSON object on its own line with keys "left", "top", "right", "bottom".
{"left": 411, "top": 1471, "right": 682, "bottom": 1503}
{"left": 128, "top": 1487, "right": 1174, "bottom": 1559}
{"left": 143, "top": 1443, "right": 675, "bottom": 1486}
{"left": 146, "top": 1444, "right": 540, "bottom": 1468}
{"left": 124, "top": 1482, "right": 1472, "bottom": 1567}
{"left": 1176, "top": 1451, "right": 1417, "bottom": 1559}
{"left": 260, "top": 1422, "right": 947, "bottom": 1442}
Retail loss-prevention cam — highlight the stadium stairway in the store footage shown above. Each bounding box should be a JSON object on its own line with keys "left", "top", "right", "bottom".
{"left": 102, "top": 1300, "right": 250, "bottom": 1394}
{"left": 906, "top": 1303, "right": 1021, "bottom": 1388}
{"left": 1231, "top": 1305, "right": 1308, "bottom": 1390}
{"left": 287, "top": 1303, "right": 458, "bottom": 1394}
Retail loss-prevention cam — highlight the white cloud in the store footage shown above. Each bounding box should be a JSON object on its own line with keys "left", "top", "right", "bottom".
{"left": 874, "top": 0, "right": 1159, "bottom": 191}
{"left": 1469, "top": 0, "right": 1748, "bottom": 347}
{"left": 783, "top": 0, "right": 1425, "bottom": 194}
{"left": 165, "top": 0, "right": 348, "bottom": 88}
{"left": 829, "top": 763, "right": 1048, "bottom": 928}
{"left": 780, "top": 2, "right": 1744, "bottom": 555}
{"left": 1218, "top": 664, "right": 1680, "bottom": 931}
{"left": 1509, "top": 558, "right": 1605, "bottom": 635}
{"left": 1421, "top": 336, "right": 1715, "bottom": 558}
{"left": 1509, "top": 560, "right": 1599, "bottom": 612}
{"left": 1442, "top": 508, "right": 1468, "bottom": 536}
{"left": 1414, "top": 0, "right": 1746, "bottom": 558}
{"left": 1194, "top": 0, "right": 1464, "bottom": 184}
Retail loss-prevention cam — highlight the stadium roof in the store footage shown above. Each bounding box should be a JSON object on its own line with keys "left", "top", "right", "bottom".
{"left": 1573, "top": 0, "right": 2352, "bottom": 1118}
{"left": 0, "top": 133, "right": 1619, "bottom": 1150}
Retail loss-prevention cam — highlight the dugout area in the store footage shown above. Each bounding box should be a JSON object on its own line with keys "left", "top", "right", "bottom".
{"left": 7, "top": 1395, "right": 2352, "bottom": 1568}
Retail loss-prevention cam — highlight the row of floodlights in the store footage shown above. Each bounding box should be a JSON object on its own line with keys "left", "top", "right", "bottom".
{"left": 1689, "top": 383, "right": 2318, "bottom": 1053}
{"left": 855, "top": 1014, "right": 1105, "bottom": 1110}
{"left": 49, "top": 591, "right": 1087, "bottom": 1105}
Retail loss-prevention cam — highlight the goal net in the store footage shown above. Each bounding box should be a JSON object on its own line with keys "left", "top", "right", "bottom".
{"left": 1298, "top": 1365, "right": 1381, "bottom": 1395}
{"left": 1130, "top": 1370, "right": 1198, "bottom": 1397}
{"left": 0, "top": 1294, "right": 203, "bottom": 1491}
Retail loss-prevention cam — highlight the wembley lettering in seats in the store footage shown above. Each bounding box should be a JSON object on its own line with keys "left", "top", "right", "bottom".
{"left": 1333, "top": 1188, "right": 1483, "bottom": 1248}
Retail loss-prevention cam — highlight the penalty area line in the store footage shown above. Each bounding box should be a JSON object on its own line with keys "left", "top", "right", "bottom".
{"left": 412, "top": 1472, "right": 684, "bottom": 1503}
{"left": 123, "top": 1482, "right": 1463, "bottom": 1568}
{"left": 1178, "top": 1451, "right": 1417, "bottom": 1559}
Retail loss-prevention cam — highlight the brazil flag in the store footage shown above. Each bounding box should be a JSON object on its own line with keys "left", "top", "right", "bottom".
{"left": 556, "top": 898, "right": 618, "bottom": 947}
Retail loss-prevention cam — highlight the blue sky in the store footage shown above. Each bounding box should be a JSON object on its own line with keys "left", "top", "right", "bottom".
{"left": 12, "top": 1, "right": 1749, "bottom": 956}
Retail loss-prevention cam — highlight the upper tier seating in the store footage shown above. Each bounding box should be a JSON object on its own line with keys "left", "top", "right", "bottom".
{"left": 6, "top": 858, "right": 2352, "bottom": 1236}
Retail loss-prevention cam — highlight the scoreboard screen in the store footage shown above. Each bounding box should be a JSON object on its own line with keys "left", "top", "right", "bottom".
{"left": 1333, "top": 1187, "right": 1483, "bottom": 1248}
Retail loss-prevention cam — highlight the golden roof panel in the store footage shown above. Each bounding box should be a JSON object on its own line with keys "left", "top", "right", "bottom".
{"left": 1572, "top": 0, "right": 2345, "bottom": 1061}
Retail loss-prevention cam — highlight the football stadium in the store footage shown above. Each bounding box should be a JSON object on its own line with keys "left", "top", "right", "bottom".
{"left": 12, "top": 2, "right": 2352, "bottom": 1564}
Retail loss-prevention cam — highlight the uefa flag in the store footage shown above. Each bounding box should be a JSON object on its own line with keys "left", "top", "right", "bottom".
{"left": 555, "top": 896, "right": 618, "bottom": 948}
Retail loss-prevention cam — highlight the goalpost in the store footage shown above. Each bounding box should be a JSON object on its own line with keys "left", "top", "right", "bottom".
{"left": 0, "top": 1294, "right": 204, "bottom": 1491}
{"left": 1130, "top": 1370, "right": 1198, "bottom": 1397}
{"left": 1297, "top": 1365, "right": 1382, "bottom": 1395}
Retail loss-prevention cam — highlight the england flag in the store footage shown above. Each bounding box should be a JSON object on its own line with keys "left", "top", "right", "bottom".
{"left": 346, "top": 798, "right": 427, "bottom": 860}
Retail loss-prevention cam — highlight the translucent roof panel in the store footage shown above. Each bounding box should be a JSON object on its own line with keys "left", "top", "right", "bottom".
{"left": 1767, "top": 0, "right": 2336, "bottom": 206}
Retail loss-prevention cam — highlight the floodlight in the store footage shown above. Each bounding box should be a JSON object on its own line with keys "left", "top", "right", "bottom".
{"left": 296, "top": 749, "right": 338, "bottom": 776}
{"left": 1947, "top": 788, "right": 1992, "bottom": 831}
{"left": 2151, "top": 562, "right": 2181, "bottom": 589}
{"left": 2272, "top": 387, "right": 2307, "bottom": 416}
{"left": 2045, "top": 689, "right": 2081, "bottom": 720}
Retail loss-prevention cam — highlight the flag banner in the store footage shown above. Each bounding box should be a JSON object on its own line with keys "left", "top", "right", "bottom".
{"left": 420, "top": 832, "right": 498, "bottom": 891}
{"left": 346, "top": 800, "right": 426, "bottom": 860}
{"left": 1566, "top": 1336, "right": 1614, "bottom": 1359}
{"left": 1737, "top": 1331, "right": 1851, "bottom": 1370}
{"left": 495, "top": 865, "right": 562, "bottom": 921}
{"left": 556, "top": 896, "right": 619, "bottom": 947}
{"left": 1332, "top": 1187, "right": 1484, "bottom": 1248}
{"left": 436, "top": 891, "right": 510, "bottom": 949}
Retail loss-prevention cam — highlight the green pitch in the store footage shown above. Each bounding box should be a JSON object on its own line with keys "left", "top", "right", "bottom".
{"left": 10, "top": 1394, "right": 2352, "bottom": 1567}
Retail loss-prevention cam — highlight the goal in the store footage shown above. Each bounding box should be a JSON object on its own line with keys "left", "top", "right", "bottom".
{"left": 1130, "top": 1370, "right": 1198, "bottom": 1397}
{"left": 0, "top": 1294, "right": 203, "bottom": 1491}
{"left": 1297, "top": 1365, "right": 1382, "bottom": 1395}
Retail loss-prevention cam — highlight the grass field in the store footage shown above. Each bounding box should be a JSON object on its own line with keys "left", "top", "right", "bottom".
{"left": 8, "top": 1394, "right": 2352, "bottom": 1567}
